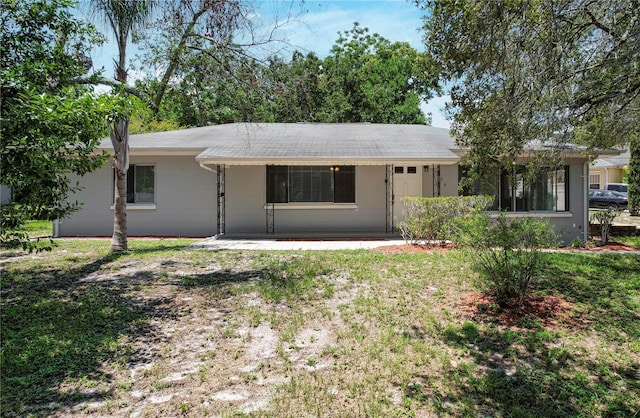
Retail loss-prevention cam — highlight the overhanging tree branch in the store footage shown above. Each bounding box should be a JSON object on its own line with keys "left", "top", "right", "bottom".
{"left": 73, "top": 75, "right": 158, "bottom": 111}
{"left": 152, "top": 7, "right": 208, "bottom": 111}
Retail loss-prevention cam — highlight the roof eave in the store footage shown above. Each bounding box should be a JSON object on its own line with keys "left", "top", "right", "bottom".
{"left": 97, "top": 147, "right": 207, "bottom": 157}
{"left": 196, "top": 157, "right": 460, "bottom": 166}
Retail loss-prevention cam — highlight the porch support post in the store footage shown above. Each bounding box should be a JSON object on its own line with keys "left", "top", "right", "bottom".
{"left": 386, "top": 164, "right": 394, "bottom": 233}
{"left": 217, "top": 164, "right": 225, "bottom": 235}
{"left": 266, "top": 202, "right": 275, "bottom": 234}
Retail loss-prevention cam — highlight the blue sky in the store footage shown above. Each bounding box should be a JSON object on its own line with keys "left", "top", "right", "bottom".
{"left": 82, "top": 0, "right": 449, "bottom": 128}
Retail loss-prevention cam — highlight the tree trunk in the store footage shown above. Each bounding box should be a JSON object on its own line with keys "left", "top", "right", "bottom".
{"left": 110, "top": 118, "right": 129, "bottom": 252}
{"left": 111, "top": 166, "right": 127, "bottom": 251}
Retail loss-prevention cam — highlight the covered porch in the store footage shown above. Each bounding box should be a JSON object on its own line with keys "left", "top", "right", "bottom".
{"left": 199, "top": 162, "right": 459, "bottom": 238}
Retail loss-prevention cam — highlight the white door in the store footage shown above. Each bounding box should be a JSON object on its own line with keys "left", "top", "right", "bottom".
{"left": 393, "top": 165, "right": 422, "bottom": 222}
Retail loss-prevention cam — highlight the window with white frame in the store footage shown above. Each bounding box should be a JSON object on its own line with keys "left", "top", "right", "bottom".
{"left": 589, "top": 173, "right": 601, "bottom": 189}
{"left": 113, "top": 164, "right": 155, "bottom": 204}
{"left": 460, "top": 165, "right": 569, "bottom": 212}
{"left": 266, "top": 165, "right": 355, "bottom": 203}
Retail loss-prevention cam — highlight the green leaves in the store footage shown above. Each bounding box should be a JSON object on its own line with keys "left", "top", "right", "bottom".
{"left": 316, "top": 23, "right": 440, "bottom": 124}
{"left": 134, "top": 22, "right": 441, "bottom": 127}
{"left": 1, "top": 0, "right": 113, "bottom": 251}
{"left": 422, "top": 0, "right": 639, "bottom": 178}
{"left": 453, "top": 213, "right": 557, "bottom": 307}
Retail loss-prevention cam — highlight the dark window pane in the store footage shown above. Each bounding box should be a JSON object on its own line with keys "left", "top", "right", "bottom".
{"left": 266, "top": 165, "right": 288, "bottom": 203}
{"left": 126, "top": 166, "right": 135, "bottom": 203}
{"left": 407, "top": 166, "right": 417, "bottom": 174}
{"left": 499, "top": 170, "right": 512, "bottom": 211}
{"left": 267, "top": 165, "right": 356, "bottom": 204}
{"left": 119, "top": 164, "right": 155, "bottom": 204}
{"left": 334, "top": 166, "right": 355, "bottom": 203}
{"left": 289, "top": 166, "right": 333, "bottom": 202}
{"left": 394, "top": 166, "right": 404, "bottom": 174}
{"left": 135, "top": 165, "right": 154, "bottom": 203}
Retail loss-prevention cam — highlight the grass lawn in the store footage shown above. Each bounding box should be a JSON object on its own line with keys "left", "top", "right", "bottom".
{"left": 1, "top": 238, "right": 639, "bottom": 417}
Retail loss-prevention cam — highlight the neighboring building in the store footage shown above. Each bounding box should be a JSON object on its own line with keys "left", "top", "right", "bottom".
{"left": 58, "top": 123, "right": 618, "bottom": 243}
{"left": 589, "top": 149, "right": 629, "bottom": 189}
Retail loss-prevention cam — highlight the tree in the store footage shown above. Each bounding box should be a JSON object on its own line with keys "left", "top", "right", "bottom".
{"left": 319, "top": 23, "right": 440, "bottom": 124}
{"left": 91, "top": 0, "right": 155, "bottom": 252}
{"left": 258, "top": 51, "right": 326, "bottom": 122}
{"left": 419, "top": 0, "right": 639, "bottom": 195}
{"left": 1, "top": 0, "right": 112, "bottom": 251}
{"left": 83, "top": 0, "right": 300, "bottom": 250}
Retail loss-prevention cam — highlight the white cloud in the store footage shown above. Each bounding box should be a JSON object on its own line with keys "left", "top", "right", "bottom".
{"left": 280, "top": 1, "right": 426, "bottom": 57}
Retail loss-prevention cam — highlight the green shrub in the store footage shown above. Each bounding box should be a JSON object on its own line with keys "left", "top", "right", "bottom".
{"left": 589, "top": 210, "right": 618, "bottom": 245}
{"left": 397, "top": 195, "right": 492, "bottom": 244}
{"left": 453, "top": 213, "right": 557, "bottom": 307}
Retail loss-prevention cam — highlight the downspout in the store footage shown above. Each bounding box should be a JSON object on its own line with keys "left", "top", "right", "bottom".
{"left": 53, "top": 219, "right": 60, "bottom": 238}
{"left": 583, "top": 162, "right": 589, "bottom": 242}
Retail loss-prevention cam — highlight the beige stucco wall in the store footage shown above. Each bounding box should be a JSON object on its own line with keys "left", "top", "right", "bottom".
{"left": 59, "top": 156, "right": 218, "bottom": 237}
{"left": 59, "top": 156, "right": 588, "bottom": 243}
{"left": 421, "top": 164, "right": 459, "bottom": 197}
{"left": 225, "top": 165, "right": 389, "bottom": 234}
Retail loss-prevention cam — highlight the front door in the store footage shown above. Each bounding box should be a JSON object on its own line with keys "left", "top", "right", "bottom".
{"left": 393, "top": 165, "right": 421, "bottom": 222}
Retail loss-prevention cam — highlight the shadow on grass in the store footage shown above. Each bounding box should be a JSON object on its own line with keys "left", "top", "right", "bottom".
{"left": 540, "top": 252, "right": 640, "bottom": 341}
{"left": 432, "top": 322, "right": 639, "bottom": 417}
{"left": 178, "top": 255, "right": 334, "bottom": 304}
{"left": 0, "top": 247, "right": 269, "bottom": 417}
{"left": 407, "top": 252, "right": 640, "bottom": 417}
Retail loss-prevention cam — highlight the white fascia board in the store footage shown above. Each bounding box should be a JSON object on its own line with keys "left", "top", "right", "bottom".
{"left": 99, "top": 148, "right": 206, "bottom": 157}
{"left": 196, "top": 157, "right": 460, "bottom": 166}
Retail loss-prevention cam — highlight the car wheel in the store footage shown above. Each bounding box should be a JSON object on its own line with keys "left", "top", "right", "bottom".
{"left": 606, "top": 203, "right": 618, "bottom": 211}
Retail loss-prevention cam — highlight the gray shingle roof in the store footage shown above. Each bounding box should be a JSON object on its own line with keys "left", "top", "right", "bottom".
{"left": 103, "top": 123, "right": 459, "bottom": 164}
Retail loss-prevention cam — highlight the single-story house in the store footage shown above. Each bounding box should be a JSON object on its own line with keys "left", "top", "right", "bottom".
{"left": 57, "top": 122, "right": 618, "bottom": 243}
{"left": 589, "top": 149, "right": 629, "bottom": 189}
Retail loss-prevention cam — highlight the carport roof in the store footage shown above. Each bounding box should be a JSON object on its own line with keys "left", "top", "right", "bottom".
{"left": 101, "top": 122, "right": 460, "bottom": 165}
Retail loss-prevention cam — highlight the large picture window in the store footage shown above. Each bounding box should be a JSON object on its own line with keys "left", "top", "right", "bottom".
{"left": 266, "top": 165, "right": 355, "bottom": 203}
{"left": 114, "top": 164, "right": 155, "bottom": 204}
{"left": 460, "top": 165, "right": 569, "bottom": 212}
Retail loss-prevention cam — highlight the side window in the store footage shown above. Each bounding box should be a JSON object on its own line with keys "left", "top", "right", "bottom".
{"left": 116, "top": 164, "right": 155, "bottom": 204}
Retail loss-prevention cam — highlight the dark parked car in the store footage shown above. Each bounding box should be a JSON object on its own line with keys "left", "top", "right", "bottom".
{"left": 606, "top": 183, "right": 628, "bottom": 194}
{"left": 588, "top": 189, "right": 629, "bottom": 211}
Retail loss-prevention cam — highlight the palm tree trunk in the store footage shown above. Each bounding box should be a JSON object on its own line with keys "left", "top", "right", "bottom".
{"left": 112, "top": 165, "right": 127, "bottom": 251}
{"left": 110, "top": 118, "right": 129, "bottom": 252}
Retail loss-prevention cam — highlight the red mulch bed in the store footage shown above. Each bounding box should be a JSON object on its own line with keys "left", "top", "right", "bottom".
{"left": 375, "top": 243, "right": 457, "bottom": 253}
{"left": 376, "top": 241, "right": 638, "bottom": 253}
{"left": 374, "top": 241, "right": 640, "bottom": 331}
{"left": 456, "top": 292, "right": 581, "bottom": 331}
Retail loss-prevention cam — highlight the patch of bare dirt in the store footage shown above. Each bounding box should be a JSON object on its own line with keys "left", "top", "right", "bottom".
{"left": 456, "top": 292, "right": 580, "bottom": 331}
{"left": 375, "top": 242, "right": 456, "bottom": 253}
